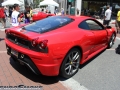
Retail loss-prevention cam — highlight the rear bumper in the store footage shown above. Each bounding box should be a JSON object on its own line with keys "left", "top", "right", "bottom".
{"left": 5, "top": 39, "right": 63, "bottom": 76}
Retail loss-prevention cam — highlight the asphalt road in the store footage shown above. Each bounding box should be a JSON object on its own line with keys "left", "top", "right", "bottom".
{"left": 71, "top": 38, "right": 120, "bottom": 90}
{"left": 58, "top": 19, "right": 120, "bottom": 90}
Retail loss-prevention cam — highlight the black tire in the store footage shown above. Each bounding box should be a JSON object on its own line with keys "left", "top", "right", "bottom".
{"left": 108, "top": 33, "right": 115, "bottom": 49}
{"left": 11, "top": 56, "right": 17, "bottom": 62}
{"left": 60, "top": 48, "right": 81, "bottom": 78}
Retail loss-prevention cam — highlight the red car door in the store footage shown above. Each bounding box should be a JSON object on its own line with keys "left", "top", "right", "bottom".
{"left": 86, "top": 20, "right": 108, "bottom": 52}
{"left": 78, "top": 20, "right": 96, "bottom": 56}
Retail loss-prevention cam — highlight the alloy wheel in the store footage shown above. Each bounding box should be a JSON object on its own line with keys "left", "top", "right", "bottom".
{"left": 60, "top": 48, "right": 81, "bottom": 78}
{"left": 109, "top": 34, "right": 115, "bottom": 48}
{"left": 65, "top": 51, "right": 80, "bottom": 75}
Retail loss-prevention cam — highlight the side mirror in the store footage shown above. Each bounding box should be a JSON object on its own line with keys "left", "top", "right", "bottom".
{"left": 106, "top": 26, "right": 112, "bottom": 29}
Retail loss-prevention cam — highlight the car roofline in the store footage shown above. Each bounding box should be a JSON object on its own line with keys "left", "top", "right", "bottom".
{"left": 59, "top": 15, "right": 93, "bottom": 20}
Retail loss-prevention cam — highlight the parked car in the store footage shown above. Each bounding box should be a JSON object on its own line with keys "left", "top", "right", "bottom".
{"left": 5, "top": 16, "right": 116, "bottom": 78}
{"left": 32, "top": 9, "right": 55, "bottom": 21}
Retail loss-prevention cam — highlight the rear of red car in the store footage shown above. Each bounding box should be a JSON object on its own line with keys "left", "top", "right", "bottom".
{"left": 5, "top": 16, "right": 74, "bottom": 76}
{"left": 5, "top": 28, "right": 62, "bottom": 76}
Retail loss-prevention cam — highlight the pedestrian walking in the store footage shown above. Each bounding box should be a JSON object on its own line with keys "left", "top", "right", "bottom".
{"left": 0, "top": 4, "right": 6, "bottom": 28}
{"left": 4, "top": 6, "right": 9, "bottom": 22}
{"left": 61, "top": 8, "right": 64, "bottom": 15}
{"left": 11, "top": 4, "right": 21, "bottom": 27}
{"left": 103, "top": 5, "right": 112, "bottom": 27}
{"left": 9, "top": 6, "right": 15, "bottom": 18}
{"left": 116, "top": 8, "right": 120, "bottom": 34}
{"left": 54, "top": 8, "right": 58, "bottom": 15}
{"left": 100, "top": 8, "right": 104, "bottom": 20}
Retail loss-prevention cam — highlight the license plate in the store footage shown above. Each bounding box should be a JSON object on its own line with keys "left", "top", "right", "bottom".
{"left": 11, "top": 49, "right": 18, "bottom": 57}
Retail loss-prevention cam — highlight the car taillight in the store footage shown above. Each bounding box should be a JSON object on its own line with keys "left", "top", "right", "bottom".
{"left": 39, "top": 40, "right": 48, "bottom": 49}
{"left": 31, "top": 37, "right": 39, "bottom": 47}
{"left": 5, "top": 29, "right": 10, "bottom": 34}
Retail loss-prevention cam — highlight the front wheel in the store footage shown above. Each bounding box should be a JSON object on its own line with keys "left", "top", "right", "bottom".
{"left": 108, "top": 33, "right": 115, "bottom": 48}
{"left": 60, "top": 48, "right": 81, "bottom": 78}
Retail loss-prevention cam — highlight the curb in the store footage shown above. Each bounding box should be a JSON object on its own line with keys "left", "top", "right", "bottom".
{"left": 0, "top": 29, "right": 5, "bottom": 31}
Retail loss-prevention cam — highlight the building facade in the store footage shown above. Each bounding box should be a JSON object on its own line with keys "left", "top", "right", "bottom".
{"left": 57, "top": 0, "right": 120, "bottom": 15}
{"left": 0, "top": 0, "right": 4, "bottom": 3}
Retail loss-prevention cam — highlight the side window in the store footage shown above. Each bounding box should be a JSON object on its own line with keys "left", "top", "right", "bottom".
{"left": 78, "top": 21, "right": 90, "bottom": 30}
{"left": 86, "top": 20, "right": 104, "bottom": 30}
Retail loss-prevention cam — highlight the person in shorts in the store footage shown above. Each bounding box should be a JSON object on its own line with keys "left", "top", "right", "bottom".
{"left": 0, "top": 4, "right": 6, "bottom": 28}
{"left": 24, "top": 5, "right": 30, "bottom": 23}
{"left": 103, "top": 6, "right": 112, "bottom": 27}
{"left": 116, "top": 8, "right": 120, "bottom": 34}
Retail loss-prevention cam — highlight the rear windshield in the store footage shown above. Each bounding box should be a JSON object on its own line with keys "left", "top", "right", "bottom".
{"left": 23, "top": 16, "right": 73, "bottom": 33}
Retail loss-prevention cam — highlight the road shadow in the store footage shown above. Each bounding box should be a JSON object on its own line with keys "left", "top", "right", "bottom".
{"left": 79, "top": 49, "right": 106, "bottom": 69}
{"left": 9, "top": 49, "right": 107, "bottom": 83}
{"left": 9, "top": 57, "right": 59, "bottom": 85}
{"left": 58, "top": 49, "right": 107, "bottom": 81}
{"left": 0, "top": 38, "right": 4, "bottom": 41}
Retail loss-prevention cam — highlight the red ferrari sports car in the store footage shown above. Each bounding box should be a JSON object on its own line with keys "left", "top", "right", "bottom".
{"left": 5, "top": 16, "right": 116, "bottom": 78}
{"left": 32, "top": 10, "right": 55, "bottom": 21}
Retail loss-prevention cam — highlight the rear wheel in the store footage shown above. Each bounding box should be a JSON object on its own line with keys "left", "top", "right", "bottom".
{"left": 108, "top": 33, "right": 115, "bottom": 48}
{"left": 11, "top": 56, "right": 17, "bottom": 62}
{"left": 60, "top": 48, "right": 81, "bottom": 78}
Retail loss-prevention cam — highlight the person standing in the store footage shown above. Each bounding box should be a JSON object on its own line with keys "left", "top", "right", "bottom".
{"left": 29, "top": 7, "right": 33, "bottom": 23}
{"left": 61, "top": 8, "right": 64, "bottom": 15}
{"left": 77, "top": 8, "right": 79, "bottom": 15}
{"left": 24, "top": 5, "right": 30, "bottom": 23}
{"left": 103, "top": 6, "right": 112, "bottom": 27}
{"left": 4, "top": 6, "right": 9, "bottom": 22}
{"left": 116, "top": 8, "right": 120, "bottom": 33}
{"left": 11, "top": 4, "right": 21, "bottom": 27}
{"left": 100, "top": 8, "right": 104, "bottom": 20}
{"left": 0, "top": 4, "right": 6, "bottom": 28}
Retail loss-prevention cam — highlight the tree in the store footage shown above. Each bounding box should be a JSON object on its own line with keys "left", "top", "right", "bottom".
{"left": 33, "top": 0, "right": 43, "bottom": 8}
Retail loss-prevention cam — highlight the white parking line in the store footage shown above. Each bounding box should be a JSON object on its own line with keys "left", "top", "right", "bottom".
{"left": 116, "top": 37, "right": 120, "bottom": 40}
{"left": 107, "top": 49, "right": 115, "bottom": 50}
{"left": 59, "top": 78, "right": 88, "bottom": 90}
{"left": 0, "top": 28, "right": 5, "bottom": 31}
{"left": 60, "top": 37, "right": 120, "bottom": 90}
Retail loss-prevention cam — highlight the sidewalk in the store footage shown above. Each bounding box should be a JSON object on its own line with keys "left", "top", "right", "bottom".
{"left": 96, "top": 19, "right": 115, "bottom": 24}
{"left": 0, "top": 18, "right": 24, "bottom": 31}
{"left": 97, "top": 19, "right": 120, "bottom": 36}
{"left": 0, "top": 18, "right": 11, "bottom": 31}
{"left": 0, "top": 31, "right": 69, "bottom": 90}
